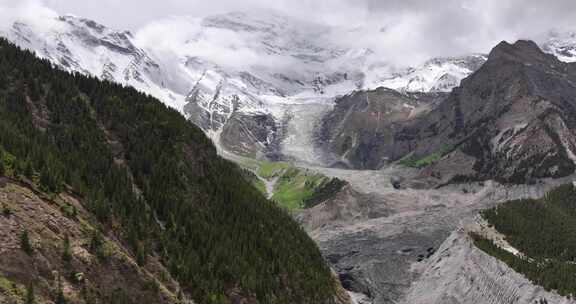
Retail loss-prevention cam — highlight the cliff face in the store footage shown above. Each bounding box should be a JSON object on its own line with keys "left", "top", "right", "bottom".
{"left": 316, "top": 88, "right": 439, "bottom": 169}
{"left": 403, "top": 218, "right": 574, "bottom": 304}
{"left": 0, "top": 178, "right": 186, "bottom": 304}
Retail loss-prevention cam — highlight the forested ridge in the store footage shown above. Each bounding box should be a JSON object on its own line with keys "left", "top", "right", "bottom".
{"left": 473, "top": 184, "right": 576, "bottom": 297}
{"left": 0, "top": 39, "right": 336, "bottom": 303}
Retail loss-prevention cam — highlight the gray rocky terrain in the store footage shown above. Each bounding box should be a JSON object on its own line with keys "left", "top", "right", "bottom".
{"left": 315, "top": 88, "right": 426, "bottom": 169}
{"left": 403, "top": 217, "right": 575, "bottom": 304}
{"left": 220, "top": 112, "right": 283, "bottom": 159}
{"left": 297, "top": 164, "right": 576, "bottom": 304}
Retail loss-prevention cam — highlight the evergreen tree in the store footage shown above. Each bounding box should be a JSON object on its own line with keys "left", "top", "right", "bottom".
{"left": 62, "top": 235, "right": 72, "bottom": 263}
{"left": 55, "top": 289, "right": 67, "bottom": 304}
{"left": 89, "top": 230, "right": 109, "bottom": 262}
{"left": 475, "top": 184, "right": 576, "bottom": 297}
{"left": 135, "top": 242, "right": 146, "bottom": 266}
{"left": 55, "top": 275, "right": 67, "bottom": 304}
{"left": 25, "top": 283, "right": 35, "bottom": 304}
{"left": 23, "top": 158, "right": 34, "bottom": 179}
{"left": 20, "top": 230, "right": 33, "bottom": 255}
{"left": 40, "top": 162, "right": 62, "bottom": 193}
{"left": 1, "top": 203, "right": 10, "bottom": 217}
{"left": 0, "top": 147, "right": 5, "bottom": 176}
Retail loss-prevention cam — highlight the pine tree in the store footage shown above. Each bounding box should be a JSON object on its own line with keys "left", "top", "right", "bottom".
{"left": 40, "top": 163, "right": 61, "bottom": 193}
{"left": 23, "top": 158, "right": 34, "bottom": 179}
{"left": 2, "top": 203, "right": 10, "bottom": 217}
{"left": 0, "top": 39, "right": 337, "bottom": 304}
{"left": 55, "top": 275, "right": 67, "bottom": 304}
{"left": 0, "top": 148, "right": 5, "bottom": 176}
{"left": 55, "top": 289, "right": 67, "bottom": 304}
{"left": 62, "top": 235, "right": 72, "bottom": 263}
{"left": 25, "top": 283, "right": 35, "bottom": 304}
{"left": 89, "top": 230, "right": 109, "bottom": 262}
{"left": 135, "top": 242, "right": 146, "bottom": 266}
{"left": 20, "top": 230, "right": 33, "bottom": 255}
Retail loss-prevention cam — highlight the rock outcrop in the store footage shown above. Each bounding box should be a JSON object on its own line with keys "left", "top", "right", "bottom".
{"left": 316, "top": 88, "right": 434, "bottom": 169}
{"left": 220, "top": 112, "right": 283, "bottom": 159}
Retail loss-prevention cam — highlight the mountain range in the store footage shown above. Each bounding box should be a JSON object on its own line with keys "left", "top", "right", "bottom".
{"left": 0, "top": 12, "right": 513, "bottom": 162}
{"left": 5, "top": 9, "right": 576, "bottom": 304}
{"left": 5, "top": 12, "right": 576, "bottom": 168}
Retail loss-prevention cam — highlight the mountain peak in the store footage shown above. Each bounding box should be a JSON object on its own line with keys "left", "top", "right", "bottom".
{"left": 488, "top": 39, "right": 550, "bottom": 63}
{"left": 57, "top": 14, "right": 134, "bottom": 38}
{"left": 59, "top": 14, "right": 106, "bottom": 33}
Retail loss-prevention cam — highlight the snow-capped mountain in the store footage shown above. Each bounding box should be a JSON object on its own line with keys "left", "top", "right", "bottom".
{"left": 0, "top": 12, "right": 374, "bottom": 159}
{"left": 0, "top": 11, "right": 483, "bottom": 113}
{"left": 5, "top": 10, "right": 576, "bottom": 162}
{"left": 379, "top": 54, "right": 487, "bottom": 93}
{"left": 5, "top": 15, "right": 189, "bottom": 111}
{"left": 541, "top": 30, "right": 576, "bottom": 62}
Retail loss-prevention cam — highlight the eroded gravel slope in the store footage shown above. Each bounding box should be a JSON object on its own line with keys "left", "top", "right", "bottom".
{"left": 298, "top": 165, "right": 575, "bottom": 304}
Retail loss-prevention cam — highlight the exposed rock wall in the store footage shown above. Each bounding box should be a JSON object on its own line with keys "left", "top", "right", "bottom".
{"left": 316, "top": 88, "right": 427, "bottom": 169}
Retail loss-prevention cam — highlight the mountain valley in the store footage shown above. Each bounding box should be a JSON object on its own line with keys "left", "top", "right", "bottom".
{"left": 3, "top": 7, "right": 576, "bottom": 304}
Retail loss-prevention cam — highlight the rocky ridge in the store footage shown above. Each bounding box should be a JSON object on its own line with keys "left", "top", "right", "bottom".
{"left": 403, "top": 216, "right": 574, "bottom": 304}
{"left": 318, "top": 40, "right": 576, "bottom": 186}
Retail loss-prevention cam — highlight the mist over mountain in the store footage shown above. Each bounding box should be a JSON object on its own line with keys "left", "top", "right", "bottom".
{"left": 7, "top": 0, "right": 576, "bottom": 65}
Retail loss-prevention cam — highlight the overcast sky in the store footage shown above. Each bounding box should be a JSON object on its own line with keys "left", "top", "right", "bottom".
{"left": 2, "top": 0, "right": 576, "bottom": 64}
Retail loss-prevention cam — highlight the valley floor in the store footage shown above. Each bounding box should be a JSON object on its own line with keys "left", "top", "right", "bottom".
{"left": 295, "top": 164, "right": 576, "bottom": 304}
{"left": 218, "top": 93, "right": 576, "bottom": 304}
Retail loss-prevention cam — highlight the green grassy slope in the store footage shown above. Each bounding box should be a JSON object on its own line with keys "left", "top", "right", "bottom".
{"left": 271, "top": 167, "right": 332, "bottom": 210}
{"left": 238, "top": 159, "right": 345, "bottom": 211}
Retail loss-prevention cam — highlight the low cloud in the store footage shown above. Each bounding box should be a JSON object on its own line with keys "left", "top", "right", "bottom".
{"left": 2, "top": 0, "right": 576, "bottom": 67}
{"left": 133, "top": 17, "right": 303, "bottom": 72}
{"left": 0, "top": 0, "right": 61, "bottom": 31}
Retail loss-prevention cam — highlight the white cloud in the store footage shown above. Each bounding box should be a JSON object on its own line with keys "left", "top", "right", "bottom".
{"left": 0, "top": 0, "right": 61, "bottom": 30}
{"left": 133, "top": 16, "right": 299, "bottom": 71}
{"left": 2, "top": 0, "right": 576, "bottom": 67}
